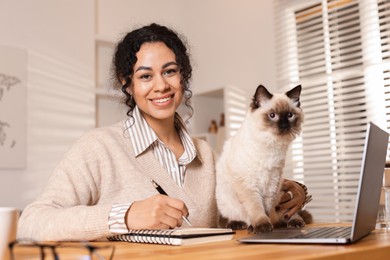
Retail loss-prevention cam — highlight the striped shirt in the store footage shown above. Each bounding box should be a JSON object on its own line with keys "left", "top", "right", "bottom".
{"left": 108, "top": 106, "right": 197, "bottom": 233}
{"left": 126, "top": 106, "right": 197, "bottom": 187}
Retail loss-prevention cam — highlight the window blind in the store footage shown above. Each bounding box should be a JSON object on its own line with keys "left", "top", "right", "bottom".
{"left": 275, "top": 0, "right": 389, "bottom": 222}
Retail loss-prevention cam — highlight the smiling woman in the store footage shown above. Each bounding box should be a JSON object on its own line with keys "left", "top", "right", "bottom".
{"left": 129, "top": 42, "right": 184, "bottom": 131}
{"left": 112, "top": 24, "right": 193, "bottom": 121}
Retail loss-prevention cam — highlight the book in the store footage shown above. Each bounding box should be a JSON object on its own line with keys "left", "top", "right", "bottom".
{"left": 107, "top": 227, "right": 235, "bottom": 246}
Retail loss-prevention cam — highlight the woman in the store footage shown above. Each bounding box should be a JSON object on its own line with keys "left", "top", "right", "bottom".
{"left": 17, "top": 23, "right": 309, "bottom": 241}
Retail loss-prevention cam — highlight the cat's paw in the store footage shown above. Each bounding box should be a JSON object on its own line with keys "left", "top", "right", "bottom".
{"left": 248, "top": 216, "right": 274, "bottom": 233}
{"left": 248, "top": 222, "right": 273, "bottom": 233}
{"left": 227, "top": 220, "right": 248, "bottom": 230}
{"left": 287, "top": 218, "right": 305, "bottom": 228}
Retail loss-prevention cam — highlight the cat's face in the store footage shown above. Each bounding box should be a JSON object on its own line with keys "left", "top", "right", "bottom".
{"left": 250, "top": 85, "right": 303, "bottom": 138}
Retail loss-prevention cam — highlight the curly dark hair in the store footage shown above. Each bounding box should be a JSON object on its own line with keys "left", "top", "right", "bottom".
{"left": 111, "top": 23, "right": 193, "bottom": 120}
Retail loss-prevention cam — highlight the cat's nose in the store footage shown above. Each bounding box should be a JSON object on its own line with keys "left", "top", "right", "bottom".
{"left": 278, "top": 120, "right": 290, "bottom": 131}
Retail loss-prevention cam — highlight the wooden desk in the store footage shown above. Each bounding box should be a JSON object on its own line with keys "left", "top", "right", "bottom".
{"left": 12, "top": 228, "right": 390, "bottom": 260}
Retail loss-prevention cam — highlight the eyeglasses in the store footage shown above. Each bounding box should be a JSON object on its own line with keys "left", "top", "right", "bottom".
{"left": 8, "top": 239, "right": 115, "bottom": 260}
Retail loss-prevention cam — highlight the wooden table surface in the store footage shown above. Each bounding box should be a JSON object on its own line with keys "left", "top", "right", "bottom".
{"left": 12, "top": 226, "right": 390, "bottom": 260}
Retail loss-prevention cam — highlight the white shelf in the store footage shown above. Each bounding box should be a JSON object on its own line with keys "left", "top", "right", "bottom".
{"left": 95, "top": 33, "right": 120, "bottom": 127}
{"left": 192, "top": 133, "right": 217, "bottom": 149}
{"left": 95, "top": 34, "right": 116, "bottom": 46}
{"left": 190, "top": 86, "right": 248, "bottom": 153}
{"left": 95, "top": 87, "right": 122, "bottom": 98}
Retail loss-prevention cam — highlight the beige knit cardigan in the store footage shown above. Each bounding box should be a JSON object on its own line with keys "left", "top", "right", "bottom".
{"left": 17, "top": 121, "right": 218, "bottom": 241}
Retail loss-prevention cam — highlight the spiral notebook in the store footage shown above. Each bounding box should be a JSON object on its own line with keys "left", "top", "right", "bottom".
{"left": 107, "top": 227, "right": 235, "bottom": 246}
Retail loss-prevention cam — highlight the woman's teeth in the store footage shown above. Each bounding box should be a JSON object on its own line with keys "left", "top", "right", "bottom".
{"left": 154, "top": 96, "right": 172, "bottom": 103}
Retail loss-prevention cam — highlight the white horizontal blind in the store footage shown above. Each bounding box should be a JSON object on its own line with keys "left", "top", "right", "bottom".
{"left": 223, "top": 86, "right": 247, "bottom": 137}
{"left": 275, "top": 0, "right": 388, "bottom": 222}
{"left": 27, "top": 50, "right": 95, "bottom": 197}
{"left": 379, "top": 0, "right": 390, "bottom": 159}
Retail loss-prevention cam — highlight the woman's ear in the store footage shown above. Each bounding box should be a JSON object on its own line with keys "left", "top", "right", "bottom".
{"left": 128, "top": 89, "right": 132, "bottom": 96}
{"left": 126, "top": 86, "right": 133, "bottom": 96}
{"left": 120, "top": 77, "right": 127, "bottom": 86}
{"left": 120, "top": 77, "right": 132, "bottom": 95}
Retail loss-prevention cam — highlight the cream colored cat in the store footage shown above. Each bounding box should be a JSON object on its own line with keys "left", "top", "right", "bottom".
{"left": 216, "top": 84, "right": 310, "bottom": 233}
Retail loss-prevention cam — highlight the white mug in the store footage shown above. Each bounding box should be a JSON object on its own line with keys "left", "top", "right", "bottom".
{"left": 0, "top": 207, "right": 19, "bottom": 260}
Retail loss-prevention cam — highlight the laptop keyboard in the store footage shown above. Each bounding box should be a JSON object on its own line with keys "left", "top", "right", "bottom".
{"left": 294, "top": 226, "right": 352, "bottom": 239}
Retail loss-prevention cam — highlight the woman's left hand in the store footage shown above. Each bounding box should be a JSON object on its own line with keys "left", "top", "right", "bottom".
{"left": 277, "top": 179, "right": 306, "bottom": 219}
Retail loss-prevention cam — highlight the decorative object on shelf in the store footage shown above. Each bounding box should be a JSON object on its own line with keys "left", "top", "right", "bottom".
{"left": 215, "top": 113, "right": 226, "bottom": 153}
{"left": 219, "top": 113, "right": 225, "bottom": 127}
{"left": 208, "top": 120, "right": 218, "bottom": 134}
{"left": 215, "top": 125, "right": 226, "bottom": 155}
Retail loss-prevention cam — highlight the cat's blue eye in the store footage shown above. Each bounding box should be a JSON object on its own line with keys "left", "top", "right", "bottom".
{"left": 269, "top": 113, "right": 276, "bottom": 119}
{"left": 287, "top": 112, "right": 294, "bottom": 118}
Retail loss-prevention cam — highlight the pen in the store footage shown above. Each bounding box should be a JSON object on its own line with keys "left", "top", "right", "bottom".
{"left": 151, "top": 179, "right": 192, "bottom": 226}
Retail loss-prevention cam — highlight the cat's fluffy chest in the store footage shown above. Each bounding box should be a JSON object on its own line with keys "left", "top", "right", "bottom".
{"left": 226, "top": 113, "right": 290, "bottom": 173}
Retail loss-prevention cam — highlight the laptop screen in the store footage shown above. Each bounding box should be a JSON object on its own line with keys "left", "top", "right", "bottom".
{"left": 351, "top": 122, "right": 389, "bottom": 242}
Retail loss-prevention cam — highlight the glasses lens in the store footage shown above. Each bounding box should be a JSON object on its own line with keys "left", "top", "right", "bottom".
{"left": 90, "top": 246, "right": 115, "bottom": 260}
{"left": 11, "top": 244, "right": 49, "bottom": 260}
{"left": 11, "top": 242, "right": 114, "bottom": 260}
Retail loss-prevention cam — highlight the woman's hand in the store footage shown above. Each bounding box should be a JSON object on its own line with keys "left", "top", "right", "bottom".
{"left": 125, "top": 194, "right": 189, "bottom": 230}
{"left": 277, "top": 179, "right": 306, "bottom": 219}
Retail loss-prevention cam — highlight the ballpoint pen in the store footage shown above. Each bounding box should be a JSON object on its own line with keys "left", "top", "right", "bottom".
{"left": 151, "top": 179, "right": 193, "bottom": 226}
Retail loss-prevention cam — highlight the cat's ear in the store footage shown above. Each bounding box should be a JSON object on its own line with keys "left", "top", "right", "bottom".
{"left": 286, "top": 85, "right": 301, "bottom": 108}
{"left": 250, "top": 85, "right": 273, "bottom": 110}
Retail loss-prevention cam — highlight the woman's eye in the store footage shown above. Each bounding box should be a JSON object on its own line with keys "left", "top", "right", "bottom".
{"left": 269, "top": 113, "right": 276, "bottom": 119}
{"left": 139, "top": 74, "right": 152, "bottom": 80}
{"left": 163, "top": 68, "right": 177, "bottom": 76}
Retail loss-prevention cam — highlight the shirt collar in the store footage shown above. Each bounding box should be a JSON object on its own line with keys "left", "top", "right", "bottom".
{"left": 124, "top": 106, "right": 197, "bottom": 160}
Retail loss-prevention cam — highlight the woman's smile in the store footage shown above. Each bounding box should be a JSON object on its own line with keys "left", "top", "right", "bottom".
{"left": 150, "top": 94, "right": 175, "bottom": 105}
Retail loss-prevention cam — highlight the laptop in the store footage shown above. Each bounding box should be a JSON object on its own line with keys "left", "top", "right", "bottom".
{"left": 239, "top": 122, "right": 389, "bottom": 244}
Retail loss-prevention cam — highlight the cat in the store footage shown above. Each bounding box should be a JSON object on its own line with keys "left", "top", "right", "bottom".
{"left": 215, "top": 84, "right": 312, "bottom": 233}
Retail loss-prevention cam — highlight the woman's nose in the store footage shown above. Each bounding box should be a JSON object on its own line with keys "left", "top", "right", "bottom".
{"left": 154, "top": 75, "right": 170, "bottom": 91}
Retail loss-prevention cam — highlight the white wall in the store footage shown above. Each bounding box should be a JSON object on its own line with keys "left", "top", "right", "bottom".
{"left": 97, "top": 0, "right": 184, "bottom": 40}
{"left": 0, "top": 0, "right": 276, "bottom": 210}
{"left": 0, "top": 0, "right": 95, "bottom": 209}
{"left": 182, "top": 0, "right": 276, "bottom": 98}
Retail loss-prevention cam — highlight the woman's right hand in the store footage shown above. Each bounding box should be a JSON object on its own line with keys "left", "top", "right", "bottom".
{"left": 125, "top": 194, "right": 189, "bottom": 230}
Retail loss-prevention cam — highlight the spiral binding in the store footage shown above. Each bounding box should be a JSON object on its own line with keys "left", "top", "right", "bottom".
{"left": 108, "top": 229, "right": 176, "bottom": 245}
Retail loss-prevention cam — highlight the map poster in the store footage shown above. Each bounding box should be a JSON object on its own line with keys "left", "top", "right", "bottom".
{"left": 0, "top": 46, "right": 27, "bottom": 169}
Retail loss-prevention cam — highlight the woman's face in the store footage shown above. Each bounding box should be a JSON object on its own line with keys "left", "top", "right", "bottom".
{"left": 129, "top": 41, "right": 183, "bottom": 126}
